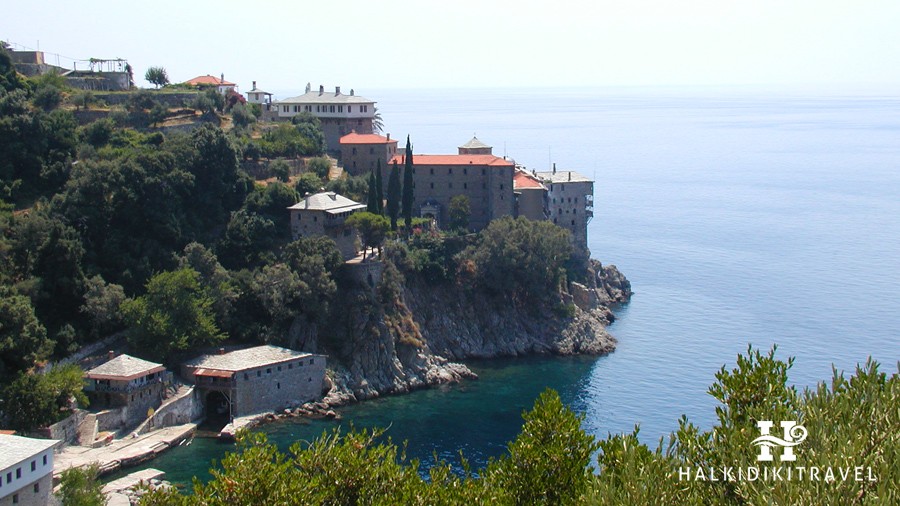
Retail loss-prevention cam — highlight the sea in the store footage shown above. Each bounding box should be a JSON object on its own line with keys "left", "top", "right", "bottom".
{"left": 113, "top": 86, "right": 900, "bottom": 488}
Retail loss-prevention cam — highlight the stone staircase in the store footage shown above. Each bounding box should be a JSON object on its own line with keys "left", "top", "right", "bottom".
{"left": 76, "top": 413, "right": 98, "bottom": 447}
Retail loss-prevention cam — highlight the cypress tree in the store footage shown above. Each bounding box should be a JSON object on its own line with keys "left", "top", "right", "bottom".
{"left": 386, "top": 161, "right": 401, "bottom": 231}
{"left": 366, "top": 168, "right": 378, "bottom": 213}
{"left": 402, "top": 136, "right": 414, "bottom": 229}
{"left": 376, "top": 158, "right": 384, "bottom": 214}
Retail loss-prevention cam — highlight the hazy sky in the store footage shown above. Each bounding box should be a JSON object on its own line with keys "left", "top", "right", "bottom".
{"left": 3, "top": 0, "right": 899, "bottom": 96}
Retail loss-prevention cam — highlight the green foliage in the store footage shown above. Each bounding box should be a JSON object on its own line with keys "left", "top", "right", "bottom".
{"left": 57, "top": 463, "right": 107, "bottom": 506}
{"left": 307, "top": 156, "right": 331, "bottom": 179}
{"left": 290, "top": 111, "right": 327, "bottom": 154}
{"left": 294, "top": 172, "right": 324, "bottom": 197}
{"left": 1, "top": 364, "right": 88, "bottom": 431}
{"left": 366, "top": 167, "right": 378, "bottom": 213}
{"left": 326, "top": 173, "right": 369, "bottom": 204}
{"left": 458, "top": 216, "right": 573, "bottom": 302}
{"left": 259, "top": 122, "right": 323, "bottom": 158}
{"left": 80, "top": 275, "right": 126, "bottom": 339}
{"left": 268, "top": 158, "right": 291, "bottom": 182}
{"left": 145, "top": 66, "right": 170, "bottom": 89}
{"left": 375, "top": 157, "right": 384, "bottom": 213}
{"left": 346, "top": 212, "right": 389, "bottom": 259}
{"left": 0, "top": 288, "right": 52, "bottom": 378}
{"left": 0, "top": 43, "right": 23, "bottom": 92}
{"left": 192, "top": 89, "right": 224, "bottom": 116}
{"left": 230, "top": 102, "right": 256, "bottom": 129}
{"left": 402, "top": 136, "right": 414, "bottom": 229}
{"left": 386, "top": 161, "right": 401, "bottom": 231}
{"left": 30, "top": 72, "right": 67, "bottom": 111}
{"left": 449, "top": 194, "right": 471, "bottom": 232}
{"left": 78, "top": 118, "right": 115, "bottom": 147}
{"left": 68, "top": 89, "right": 96, "bottom": 110}
{"left": 121, "top": 268, "right": 225, "bottom": 362}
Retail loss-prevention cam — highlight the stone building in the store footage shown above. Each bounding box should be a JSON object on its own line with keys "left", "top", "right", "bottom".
{"left": 182, "top": 345, "right": 326, "bottom": 420}
{"left": 388, "top": 137, "right": 515, "bottom": 231}
{"left": 536, "top": 165, "right": 594, "bottom": 251}
{"left": 287, "top": 191, "right": 366, "bottom": 260}
{"left": 513, "top": 169, "right": 549, "bottom": 221}
{"left": 275, "top": 85, "right": 376, "bottom": 152}
{"left": 339, "top": 132, "right": 399, "bottom": 177}
{"left": 185, "top": 74, "right": 237, "bottom": 94}
{"left": 83, "top": 353, "right": 167, "bottom": 428}
{"left": 0, "top": 435, "right": 59, "bottom": 506}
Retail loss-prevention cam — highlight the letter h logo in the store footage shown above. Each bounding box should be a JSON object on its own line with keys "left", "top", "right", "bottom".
{"left": 752, "top": 420, "right": 808, "bottom": 462}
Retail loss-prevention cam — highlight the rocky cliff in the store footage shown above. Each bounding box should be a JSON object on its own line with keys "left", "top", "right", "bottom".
{"left": 321, "top": 260, "right": 631, "bottom": 406}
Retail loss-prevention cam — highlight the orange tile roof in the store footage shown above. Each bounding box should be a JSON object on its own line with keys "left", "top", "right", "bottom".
{"left": 389, "top": 154, "right": 513, "bottom": 166}
{"left": 185, "top": 75, "right": 236, "bottom": 86}
{"left": 340, "top": 133, "right": 398, "bottom": 145}
{"left": 514, "top": 171, "right": 545, "bottom": 189}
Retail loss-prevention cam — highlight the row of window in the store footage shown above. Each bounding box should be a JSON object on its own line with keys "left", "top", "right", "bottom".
{"left": 7, "top": 483, "right": 40, "bottom": 504}
{"left": 2, "top": 455, "right": 47, "bottom": 488}
{"left": 557, "top": 208, "right": 578, "bottom": 215}
{"left": 243, "top": 359, "right": 316, "bottom": 381}
{"left": 422, "top": 167, "right": 488, "bottom": 176}
{"left": 283, "top": 104, "right": 368, "bottom": 114}
{"left": 552, "top": 218, "right": 578, "bottom": 226}
{"left": 552, "top": 197, "right": 578, "bottom": 204}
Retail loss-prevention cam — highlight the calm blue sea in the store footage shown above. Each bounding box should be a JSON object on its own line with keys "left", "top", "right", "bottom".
{"left": 119, "top": 86, "right": 900, "bottom": 488}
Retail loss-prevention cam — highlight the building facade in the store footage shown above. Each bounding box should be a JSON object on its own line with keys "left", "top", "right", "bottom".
{"left": 0, "top": 435, "right": 58, "bottom": 506}
{"left": 83, "top": 353, "right": 167, "bottom": 429}
{"left": 513, "top": 169, "right": 549, "bottom": 221}
{"left": 274, "top": 85, "right": 375, "bottom": 152}
{"left": 245, "top": 80, "right": 273, "bottom": 107}
{"left": 287, "top": 191, "right": 366, "bottom": 259}
{"left": 339, "top": 132, "right": 399, "bottom": 177}
{"left": 389, "top": 138, "right": 515, "bottom": 231}
{"left": 182, "top": 345, "right": 326, "bottom": 419}
{"left": 535, "top": 166, "right": 594, "bottom": 251}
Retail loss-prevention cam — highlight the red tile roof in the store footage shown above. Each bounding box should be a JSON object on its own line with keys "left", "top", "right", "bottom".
{"left": 514, "top": 171, "right": 545, "bottom": 189}
{"left": 340, "top": 133, "right": 398, "bottom": 145}
{"left": 185, "top": 75, "right": 236, "bottom": 86}
{"left": 389, "top": 154, "right": 513, "bottom": 166}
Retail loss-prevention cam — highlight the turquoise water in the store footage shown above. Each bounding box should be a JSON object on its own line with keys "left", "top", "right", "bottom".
{"left": 116, "top": 87, "right": 900, "bottom": 489}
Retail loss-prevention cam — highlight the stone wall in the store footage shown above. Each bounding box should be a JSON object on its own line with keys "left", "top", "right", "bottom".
{"left": 35, "top": 409, "right": 87, "bottom": 444}
{"left": 93, "top": 91, "right": 199, "bottom": 107}
{"left": 136, "top": 388, "right": 203, "bottom": 435}
{"left": 231, "top": 355, "right": 327, "bottom": 416}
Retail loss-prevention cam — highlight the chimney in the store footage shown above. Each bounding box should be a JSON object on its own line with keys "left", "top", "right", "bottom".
{"left": 552, "top": 162, "right": 557, "bottom": 175}
{"left": 220, "top": 73, "right": 225, "bottom": 84}
{"left": 306, "top": 82, "right": 312, "bottom": 93}
{"left": 107, "top": 350, "right": 115, "bottom": 361}
{"left": 319, "top": 85, "right": 324, "bottom": 95}
{"left": 350, "top": 89, "right": 354, "bottom": 96}
{"left": 217, "top": 347, "right": 226, "bottom": 355}
{"left": 252, "top": 80, "right": 257, "bottom": 90}
{"left": 386, "top": 133, "right": 390, "bottom": 141}
{"left": 568, "top": 172, "right": 572, "bottom": 181}
{"left": 335, "top": 86, "right": 341, "bottom": 95}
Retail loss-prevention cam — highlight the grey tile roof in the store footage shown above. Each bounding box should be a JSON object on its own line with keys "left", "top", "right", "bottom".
{"left": 287, "top": 192, "right": 366, "bottom": 213}
{"left": 535, "top": 171, "right": 593, "bottom": 183}
{"left": 277, "top": 90, "right": 374, "bottom": 105}
{"left": 85, "top": 354, "right": 164, "bottom": 380}
{"left": 0, "top": 435, "right": 59, "bottom": 470}
{"left": 460, "top": 136, "right": 491, "bottom": 149}
{"left": 184, "top": 345, "right": 314, "bottom": 372}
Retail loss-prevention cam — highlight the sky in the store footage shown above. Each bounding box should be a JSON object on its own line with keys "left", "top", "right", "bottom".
{"left": 3, "top": 0, "right": 900, "bottom": 97}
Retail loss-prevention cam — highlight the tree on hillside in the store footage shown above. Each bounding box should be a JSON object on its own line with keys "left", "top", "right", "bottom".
{"left": 385, "top": 161, "right": 401, "bottom": 231}
{"left": 375, "top": 158, "right": 384, "bottom": 214}
{"left": 401, "top": 136, "right": 414, "bottom": 230}
{"left": 144, "top": 66, "right": 169, "bottom": 89}
{"left": 449, "top": 194, "right": 470, "bottom": 232}
{"left": 0, "top": 42, "right": 23, "bottom": 92}
{"left": 2, "top": 364, "right": 88, "bottom": 431}
{"left": 121, "top": 268, "right": 225, "bottom": 362}
{"left": 57, "top": 464, "right": 106, "bottom": 506}
{"left": 366, "top": 168, "right": 378, "bottom": 214}
{"left": 346, "top": 212, "right": 389, "bottom": 260}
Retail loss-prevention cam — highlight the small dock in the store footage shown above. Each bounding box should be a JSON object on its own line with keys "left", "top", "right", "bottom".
{"left": 101, "top": 468, "right": 165, "bottom": 494}
{"left": 54, "top": 423, "right": 196, "bottom": 478}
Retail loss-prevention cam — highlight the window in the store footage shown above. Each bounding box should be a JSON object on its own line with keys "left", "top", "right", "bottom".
{"left": 288, "top": 363, "right": 293, "bottom": 369}
{"left": 430, "top": 168, "right": 434, "bottom": 175}
{"left": 12, "top": 494, "right": 18, "bottom": 504}
{"left": 257, "top": 370, "right": 261, "bottom": 377}
{"left": 31, "top": 461, "right": 35, "bottom": 471}
{"left": 572, "top": 220, "right": 576, "bottom": 225}
{"left": 338, "top": 105, "right": 343, "bottom": 113}
{"left": 330, "top": 105, "right": 335, "bottom": 113}
{"left": 352, "top": 147, "right": 357, "bottom": 155}
{"left": 16, "top": 468, "right": 21, "bottom": 479}
{"left": 6, "top": 472, "right": 11, "bottom": 483}
{"left": 309, "top": 358, "right": 314, "bottom": 365}
{"left": 348, "top": 106, "right": 352, "bottom": 112}
{"left": 277, "top": 382, "right": 281, "bottom": 390}
{"left": 430, "top": 182, "right": 434, "bottom": 189}
{"left": 244, "top": 373, "right": 249, "bottom": 380}
{"left": 42, "top": 455, "right": 47, "bottom": 466}
{"left": 482, "top": 169, "right": 486, "bottom": 175}
{"left": 463, "top": 183, "right": 468, "bottom": 189}
{"left": 463, "top": 168, "right": 467, "bottom": 175}
{"left": 500, "top": 184, "right": 504, "bottom": 190}
{"left": 34, "top": 483, "right": 39, "bottom": 493}
{"left": 369, "top": 147, "right": 374, "bottom": 154}
{"left": 449, "top": 168, "right": 453, "bottom": 175}
{"left": 266, "top": 368, "right": 272, "bottom": 374}
{"left": 277, "top": 366, "right": 282, "bottom": 371}
{"left": 282, "top": 105, "right": 288, "bottom": 112}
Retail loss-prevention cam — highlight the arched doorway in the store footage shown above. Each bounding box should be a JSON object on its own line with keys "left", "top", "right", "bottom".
{"left": 204, "top": 391, "right": 231, "bottom": 430}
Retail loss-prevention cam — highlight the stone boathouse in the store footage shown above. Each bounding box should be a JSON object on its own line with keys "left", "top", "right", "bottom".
{"left": 182, "top": 345, "right": 326, "bottom": 421}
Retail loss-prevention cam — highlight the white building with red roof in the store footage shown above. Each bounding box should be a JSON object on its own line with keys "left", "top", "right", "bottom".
{"left": 275, "top": 85, "right": 376, "bottom": 151}
{"left": 184, "top": 73, "right": 237, "bottom": 94}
